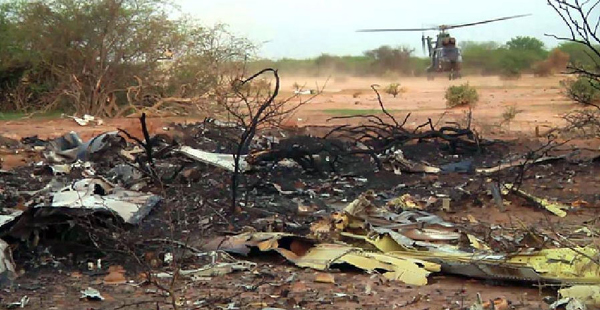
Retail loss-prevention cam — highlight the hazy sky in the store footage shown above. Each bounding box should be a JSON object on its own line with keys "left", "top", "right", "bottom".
{"left": 176, "top": 0, "right": 572, "bottom": 59}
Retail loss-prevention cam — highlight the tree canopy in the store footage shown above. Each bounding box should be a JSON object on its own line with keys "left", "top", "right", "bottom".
{"left": 0, "top": 0, "right": 253, "bottom": 115}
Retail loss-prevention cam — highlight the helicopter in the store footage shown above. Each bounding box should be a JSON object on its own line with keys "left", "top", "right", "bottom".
{"left": 357, "top": 14, "right": 531, "bottom": 80}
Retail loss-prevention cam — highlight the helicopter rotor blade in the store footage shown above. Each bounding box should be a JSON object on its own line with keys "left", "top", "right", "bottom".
{"left": 441, "top": 14, "right": 531, "bottom": 30}
{"left": 356, "top": 27, "right": 438, "bottom": 32}
{"left": 356, "top": 14, "right": 531, "bottom": 33}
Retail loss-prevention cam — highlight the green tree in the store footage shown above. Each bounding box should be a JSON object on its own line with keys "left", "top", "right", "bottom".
{"left": 364, "top": 45, "right": 415, "bottom": 75}
{"left": 314, "top": 53, "right": 344, "bottom": 75}
{"left": 460, "top": 41, "right": 503, "bottom": 75}
{"left": 0, "top": 1, "right": 37, "bottom": 109}
{"left": 247, "top": 47, "right": 424, "bottom": 77}
{"left": 0, "top": 0, "right": 181, "bottom": 114}
{"left": 460, "top": 38, "right": 550, "bottom": 76}
{"left": 164, "top": 21, "right": 254, "bottom": 99}
{"left": 0, "top": 0, "right": 253, "bottom": 115}
{"left": 558, "top": 42, "right": 600, "bottom": 70}
{"left": 497, "top": 36, "right": 548, "bottom": 77}
{"left": 506, "top": 36, "right": 546, "bottom": 54}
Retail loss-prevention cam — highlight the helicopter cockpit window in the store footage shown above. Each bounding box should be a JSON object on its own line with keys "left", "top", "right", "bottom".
{"left": 441, "top": 48, "right": 460, "bottom": 62}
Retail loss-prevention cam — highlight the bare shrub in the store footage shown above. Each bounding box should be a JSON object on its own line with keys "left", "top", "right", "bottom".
{"left": 548, "top": 0, "right": 600, "bottom": 107}
{"left": 548, "top": 1, "right": 600, "bottom": 140}
{"left": 562, "top": 109, "right": 600, "bottom": 138}
{"left": 499, "top": 69, "right": 522, "bottom": 80}
{"left": 563, "top": 77, "right": 600, "bottom": 107}
{"left": 385, "top": 83, "right": 402, "bottom": 98}
{"left": 216, "top": 69, "right": 326, "bottom": 212}
{"left": 445, "top": 83, "right": 479, "bottom": 108}
{"left": 501, "top": 105, "right": 522, "bottom": 129}
{"left": 534, "top": 48, "right": 570, "bottom": 77}
{"left": 533, "top": 61, "right": 554, "bottom": 77}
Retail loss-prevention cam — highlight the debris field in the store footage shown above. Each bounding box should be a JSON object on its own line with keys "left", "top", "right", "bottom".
{"left": 0, "top": 108, "right": 600, "bottom": 310}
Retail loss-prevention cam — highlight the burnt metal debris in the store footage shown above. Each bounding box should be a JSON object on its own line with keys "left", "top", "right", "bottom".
{"left": 0, "top": 103, "right": 599, "bottom": 308}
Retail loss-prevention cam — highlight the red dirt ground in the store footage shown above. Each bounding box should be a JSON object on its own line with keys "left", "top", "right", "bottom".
{"left": 0, "top": 74, "right": 588, "bottom": 171}
{"left": 0, "top": 74, "right": 580, "bottom": 140}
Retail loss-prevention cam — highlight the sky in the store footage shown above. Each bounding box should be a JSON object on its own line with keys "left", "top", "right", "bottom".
{"left": 176, "top": 0, "right": 573, "bottom": 59}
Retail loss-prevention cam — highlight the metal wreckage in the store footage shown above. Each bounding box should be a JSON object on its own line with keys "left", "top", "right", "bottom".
{"left": 0, "top": 113, "right": 599, "bottom": 309}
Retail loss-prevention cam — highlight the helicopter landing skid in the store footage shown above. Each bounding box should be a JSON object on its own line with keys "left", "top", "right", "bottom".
{"left": 448, "top": 70, "right": 462, "bottom": 80}
{"left": 426, "top": 71, "right": 462, "bottom": 81}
